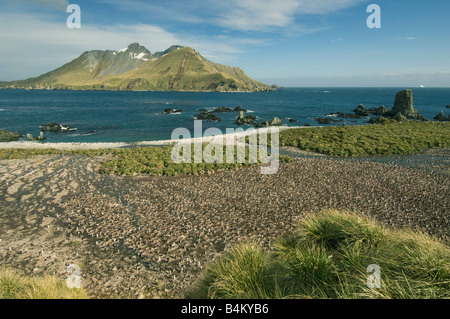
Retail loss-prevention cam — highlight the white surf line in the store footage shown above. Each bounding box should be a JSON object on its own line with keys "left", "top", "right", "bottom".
{"left": 0, "top": 126, "right": 307, "bottom": 150}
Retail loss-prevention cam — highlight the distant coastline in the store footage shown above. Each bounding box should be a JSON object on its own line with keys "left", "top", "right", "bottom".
{"left": 0, "top": 87, "right": 274, "bottom": 93}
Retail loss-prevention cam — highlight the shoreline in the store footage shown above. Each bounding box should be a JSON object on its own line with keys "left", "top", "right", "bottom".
{"left": 0, "top": 87, "right": 275, "bottom": 93}
{"left": 0, "top": 126, "right": 298, "bottom": 151}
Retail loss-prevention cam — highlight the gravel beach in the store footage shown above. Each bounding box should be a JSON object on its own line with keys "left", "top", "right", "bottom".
{"left": 0, "top": 151, "right": 448, "bottom": 298}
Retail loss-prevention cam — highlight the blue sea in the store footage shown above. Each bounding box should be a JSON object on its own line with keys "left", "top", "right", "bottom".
{"left": 0, "top": 88, "right": 449, "bottom": 143}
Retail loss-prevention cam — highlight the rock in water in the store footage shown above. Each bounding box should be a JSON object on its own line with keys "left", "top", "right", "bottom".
{"left": 164, "top": 108, "right": 183, "bottom": 115}
{"left": 41, "top": 122, "right": 62, "bottom": 132}
{"left": 392, "top": 89, "right": 424, "bottom": 120}
{"left": 38, "top": 132, "right": 46, "bottom": 140}
{"left": 257, "top": 117, "right": 285, "bottom": 127}
{"left": 236, "top": 111, "right": 256, "bottom": 125}
{"left": 354, "top": 104, "right": 369, "bottom": 117}
{"left": 373, "top": 105, "right": 388, "bottom": 116}
{"left": 234, "top": 105, "right": 247, "bottom": 112}
{"left": 433, "top": 111, "right": 449, "bottom": 122}
{"left": 269, "top": 117, "right": 283, "bottom": 126}
{"left": 41, "top": 122, "right": 76, "bottom": 133}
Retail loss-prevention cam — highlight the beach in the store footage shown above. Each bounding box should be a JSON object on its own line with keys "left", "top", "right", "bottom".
{"left": 0, "top": 126, "right": 292, "bottom": 150}
{"left": 0, "top": 148, "right": 448, "bottom": 298}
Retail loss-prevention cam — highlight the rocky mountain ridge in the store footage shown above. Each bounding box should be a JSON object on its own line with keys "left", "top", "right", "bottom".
{"left": 0, "top": 43, "right": 272, "bottom": 92}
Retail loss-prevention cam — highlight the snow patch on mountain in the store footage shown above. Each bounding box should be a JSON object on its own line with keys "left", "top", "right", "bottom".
{"left": 130, "top": 52, "right": 149, "bottom": 61}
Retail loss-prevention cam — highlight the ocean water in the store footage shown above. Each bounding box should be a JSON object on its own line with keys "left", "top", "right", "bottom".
{"left": 0, "top": 88, "right": 449, "bottom": 143}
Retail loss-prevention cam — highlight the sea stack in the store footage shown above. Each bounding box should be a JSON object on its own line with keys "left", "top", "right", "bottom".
{"left": 391, "top": 89, "right": 424, "bottom": 120}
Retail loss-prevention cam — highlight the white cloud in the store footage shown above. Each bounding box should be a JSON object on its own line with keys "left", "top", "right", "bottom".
{"left": 219, "top": 0, "right": 300, "bottom": 30}
{"left": 217, "top": 0, "right": 365, "bottom": 31}
{"left": 11, "top": 0, "right": 69, "bottom": 11}
{"left": 0, "top": 0, "right": 374, "bottom": 81}
{"left": 102, "top": 0, "right": 365, "bottom": 32}
{"left": 295, "top": 0, "right": 366, "bottom": 14}
{"left": 0, "top": 13, "right": 179, "bottom": 51}
{"left": 0, "top": 11, "right": 256, "bottom": 80}
{"left": 0, "top": 12, "right": 176, "bottom": 80}
{"left": 98, "top": 0, "right": 217, "bottom": 24}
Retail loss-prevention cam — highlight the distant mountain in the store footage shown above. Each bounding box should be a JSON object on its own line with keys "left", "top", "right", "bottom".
{"left": 1, "top": 43, "right": 272, "bottom": 92}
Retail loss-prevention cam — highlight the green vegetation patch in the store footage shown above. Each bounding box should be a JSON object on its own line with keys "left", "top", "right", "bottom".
{"left": 280, "top": 121, "right": 450, "bottom": 157}
{"left": 0, "top": 268, "right": 89, "bottom": 299}
{"left": 0, "top": 144, "right": 293, "bottom": 177}
{"left": 188, "top": 210, "right": 450, "bottom": 299}
{"left": 97, "top": 145, "right": 292, "bottom": 176}
{"left": 0, "top": 130, "right": 23, "bottom": 142}
{"left": 0, "top": 148, "right": 65, "bottom": 159}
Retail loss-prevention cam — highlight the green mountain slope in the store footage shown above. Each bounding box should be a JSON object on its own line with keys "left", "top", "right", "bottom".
{"left": 1, "top": 44, "right": 272, "bottom": 92}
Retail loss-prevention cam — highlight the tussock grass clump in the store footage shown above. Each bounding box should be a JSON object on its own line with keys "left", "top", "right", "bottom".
{"left": 0, "top": 268, "right": 89, "bottom": 299}
{"left": 187, "top": 210, "right": 450, "bottom": 299}
{"left": 297, "top": 211, "right": 386, "bottom": 250}
{"left": 194, "top": 243, "right": 277, "bottom": 299}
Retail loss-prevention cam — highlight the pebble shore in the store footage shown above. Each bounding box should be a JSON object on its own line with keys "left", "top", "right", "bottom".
{"left": 0, "top": 152, "right": 448, "bottom": 298}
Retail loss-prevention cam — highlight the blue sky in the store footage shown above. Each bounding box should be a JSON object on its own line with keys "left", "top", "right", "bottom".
{"left": 1, "top": 0, "right": 449, "bottom": 87}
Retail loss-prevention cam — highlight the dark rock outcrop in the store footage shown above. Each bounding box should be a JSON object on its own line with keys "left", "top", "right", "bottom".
{"left": 369, "top": 105, "right": 388, "bottom": 116}
{"left": 236, "top": 111, "right": 256, "bottom": 125}
{"left": 353, "top": 104, "right": 370, "bottom": 117}
{"left": 163, "top": 108, "right": 183, "bottom": 115}
{"left": 391, "top": 89, "right": 425, "bottom": 120}
{"left": 211, "top": 106, "right": 249, "bottom": 113}
{"left": 433, "top": 111, "right": 449, "bottom": 122}
{"left": 283, "top": 117, "right": 298, "bottom": 123}
{"left": 316, "top": 118, "right": 343, "bottom": 125}
{"left": 41, "top": 122, "right": 77, "bottom": 133}
{"left": 256, "top": 117, "right": 284, "bottom": 128}
{"left": 194, "top": 113, "right": 222, "bottom": 122}
{"left": 269, "top": 117, "right": 282, "bottom": 126}
{"left": 199, "top": 106, "right": 247, "bottom": 118}
{"left": 211, "top": 107, "right": 235, "bottom": 113}
{"left": 234, "top": 106, "right": 247, "bottom": 112}
{"left": 41, "top": 122, "right": 62, "bottom": 132}
{"left": 0, "top": 130, "right": 23, "bottom": 142}
{"left": 393, "top": 113, "right": 407, "bottom": 122}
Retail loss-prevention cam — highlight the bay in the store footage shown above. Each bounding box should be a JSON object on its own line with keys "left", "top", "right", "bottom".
{"left": 0, "top": 88, "right": 449, "bottom": 143}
